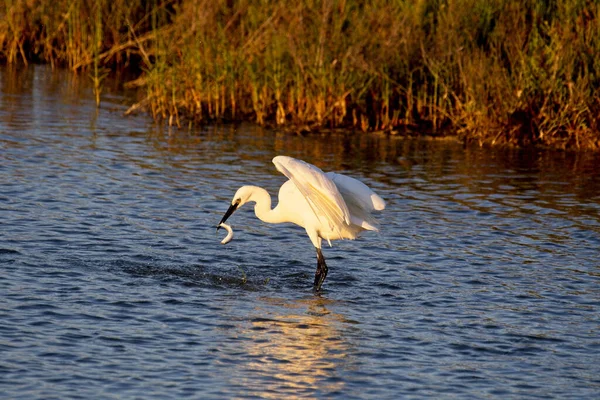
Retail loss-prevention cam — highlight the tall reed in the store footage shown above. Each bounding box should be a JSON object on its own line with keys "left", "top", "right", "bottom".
{"left": 91, "top": 0, "right": 108, "bottom": 106}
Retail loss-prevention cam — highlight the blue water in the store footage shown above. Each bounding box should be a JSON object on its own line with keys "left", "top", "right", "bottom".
{"left": 1, "top": 66, "right": 600, "bottom": 399}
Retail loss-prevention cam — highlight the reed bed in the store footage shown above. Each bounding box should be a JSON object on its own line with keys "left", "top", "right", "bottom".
{"left": 2, "top": 0, "right": 599, "bottom": 150}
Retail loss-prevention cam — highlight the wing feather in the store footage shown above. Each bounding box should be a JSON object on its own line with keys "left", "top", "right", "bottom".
{"left": 325, "top": 172, "right": 386, "bottom": 211}
{"left": 326, "top": 171, "right": 386, "bottom": 231}
{"left": 273, "top": 156, "right": 351, "bottom": 233}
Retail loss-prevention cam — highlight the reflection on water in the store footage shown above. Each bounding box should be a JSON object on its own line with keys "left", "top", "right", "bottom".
{"left": 1, "top": 65, "right": 600, "bottom": 399}
{"left": 232, "top": 297, "right": 350, "bottom": 398}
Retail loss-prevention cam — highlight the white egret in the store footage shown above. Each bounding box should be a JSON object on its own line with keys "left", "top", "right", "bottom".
{"left": 217, "top": 156, "right": 386, "bottom": 291}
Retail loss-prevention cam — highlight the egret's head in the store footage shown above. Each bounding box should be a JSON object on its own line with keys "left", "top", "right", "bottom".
{"left": 231, "top": 186, "right": 256, "bottom": 207}
{"left": 217, "top": 186, "right": 254, "bottom": 229}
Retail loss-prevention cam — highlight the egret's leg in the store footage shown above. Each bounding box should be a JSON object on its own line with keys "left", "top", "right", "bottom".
{"left": 313, "top": 247, "right": 328, "bottom": 291}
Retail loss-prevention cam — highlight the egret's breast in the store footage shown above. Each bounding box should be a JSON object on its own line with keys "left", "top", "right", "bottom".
{"left": 277, "top": 180, "right": 314, "bottom": 226}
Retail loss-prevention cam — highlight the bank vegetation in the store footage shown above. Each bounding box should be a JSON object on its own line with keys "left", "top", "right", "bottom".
{"left": 1, "top": 0, "right": 599, "bottom": 150}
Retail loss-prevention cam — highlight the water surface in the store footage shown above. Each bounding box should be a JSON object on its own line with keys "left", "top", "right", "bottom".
{"left": 1, "top": 66, "right": 600, "bottom": 399}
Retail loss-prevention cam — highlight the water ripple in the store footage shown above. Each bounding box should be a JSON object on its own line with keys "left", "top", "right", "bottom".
{"left": 1, "top": 65, "right": 599, "bottom": 399}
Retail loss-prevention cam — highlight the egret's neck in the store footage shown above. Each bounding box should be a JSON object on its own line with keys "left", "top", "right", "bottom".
{"left": 249, "top": 186, "right": 285, "bottom": 224}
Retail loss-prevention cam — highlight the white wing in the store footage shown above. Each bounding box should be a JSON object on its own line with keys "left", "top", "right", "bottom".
{"left": 326, "top": 172, "right": 385, "bottom": 231}
{"left": 325, "top": 172, "right": 386, "bottom": 211}
{"left": 272, "top": 156, "right": 351, "bottom": 233}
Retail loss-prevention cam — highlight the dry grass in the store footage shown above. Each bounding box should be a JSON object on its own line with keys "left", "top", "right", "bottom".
{"left": 1, "top": 0, "right": 599, "bottom": 150}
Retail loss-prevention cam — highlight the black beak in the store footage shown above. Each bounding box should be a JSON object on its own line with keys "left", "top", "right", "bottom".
{"left": 217, "top": 201, "right": 239, "bottom": 231}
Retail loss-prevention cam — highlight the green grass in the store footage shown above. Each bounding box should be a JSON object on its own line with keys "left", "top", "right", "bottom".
{"left": 2, "top": 0, "right": 599, "bottom": 150}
